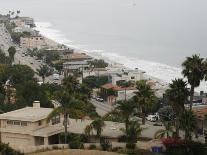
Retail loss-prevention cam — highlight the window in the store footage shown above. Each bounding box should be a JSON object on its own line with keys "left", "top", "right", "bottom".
{"left": 13, "top": 121, "right": 21, "bottom": 125}
{"left": 131, "top": 76, "right": 135, "bottom": 80}
{"left": 7, "top": 120, "right": 13, "bottom": 125}
{"left": 51, "top": 115, "right": 60, "bottom": 125}
{"left": 38, "top": 120, "right": 42, "bottom": 126}
{"left": 21, "top": 121, "right": 27, "bottom": 126}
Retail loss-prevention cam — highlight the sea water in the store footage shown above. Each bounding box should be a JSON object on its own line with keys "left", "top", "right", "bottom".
{"left": 0, "top": 0, "right": 207, "bottom": 91}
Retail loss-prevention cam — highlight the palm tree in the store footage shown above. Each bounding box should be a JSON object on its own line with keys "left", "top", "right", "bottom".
{"left": 84, "top": 118, "right": 105, "bottom": 141}
{"left": 62, "top": 75, "right": 79, "bottom": 94}
{"left": 37, "top": 65, "right": 51, "bottom": 83}
{"left": 179, "top": 110, "right": 196, "bottom": 141}
{"left": 47, "top": 91, "right": 82, "bottom": 144}
{"left": 8, "top": 46, "right": 16, "bottom": 64}
{"left": 165, "top": 78, "right": 189, "bottom": 137}
{"left": 133, "top": 80, "right": 156, "bottom": 125}
{"left": 124, "top": 121, "right": 143, "bottom": 143}
{"left": 182, "top": 54, "right": 205, "bottom": 110}
{"left": 154, "top": 121, "right": 174, "bottom": 139}
{"left": 112, "top": 100, "right": 136, "bottom": 132}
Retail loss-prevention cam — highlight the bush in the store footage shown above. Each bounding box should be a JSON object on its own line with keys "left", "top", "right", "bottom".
{"left": 100, "top": 138, "right": 112, "bottom": 151}
{"left": 163, "top": 140, "right": 207, "bottom": 155}
{"left": 0, "top": 143, "right": 23, "bottom": 155}
{"left": 111, "top": 147, "right": 123, "bottom": 152}
{"left": 88, "top": 144, "right": 97, "bottom": 150}
{"left": 69, "top": 141, "right": 84, "bottom": 149}
{"left": 126, "top": 143, "right": 136, "bottom": 149}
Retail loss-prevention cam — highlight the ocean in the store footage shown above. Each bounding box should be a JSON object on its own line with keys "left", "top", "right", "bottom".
{"left": 1, "top": 0, "right": 207, "bottom": 91}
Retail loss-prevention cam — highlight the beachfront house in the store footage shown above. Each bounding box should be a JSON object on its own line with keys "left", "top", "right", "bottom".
{"left": 20, "top": 34, "right": 47, "bottom": 49}
{"left": 62, "top": 60, "right": 90, "bottom": 76}
{"left": 111, "top": 68, "right": 145, "bottom": 85}
{"left": 10, "top": 17, "right": 34, "bottom": 27}
{"left": 100, "top": 83, "right": 136, "bottom": 105}
{"left": 0, "top": 101, "right": 124, "bottom": 153}
{"left": 61, "top": 52, "right": 92, "bottom": 62}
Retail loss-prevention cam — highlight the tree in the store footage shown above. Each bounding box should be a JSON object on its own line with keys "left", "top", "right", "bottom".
{"left": 84, "top": 117, "right": 105, "bottom": 141}
{"left": 37, "top": 65, "right": 51, "bottom": 83}
{"left": 179, "top": 110, "right": 196, "bottom": 141}
{"left": 62, "top": 75, "right": 79, "bottom": 93}
{"left": 108, "top": 100, "right": 136, "bottom": 132}
{"left": 8, "top": 46, "right": 16, "bottom": 63}
{"left": 133, "top": 80, "right": 156, "bottom": 125}
{"left": 182, "top": 54, "right": 205, "bottom": 110}
{"left": 47, "top": 91, "right": 84, "bottom": 144}
{"left": 122, "top": 121, "right": 143, "bottom": 149}
{"left": 154, "top": 122, "right": 174, "bottom": 139}
{"left": 165, "top": 78, "right": 189, "bottom": 137}
{"left": 5, "top": 65, "right": 35, "bottom": 85}
{"left": 0, "top": 49, "right": 10, "bottom": 64}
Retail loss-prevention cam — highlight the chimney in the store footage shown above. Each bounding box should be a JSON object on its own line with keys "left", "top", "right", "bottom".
{"left": 33, "top": 101, "right": 40, "bottom": 108}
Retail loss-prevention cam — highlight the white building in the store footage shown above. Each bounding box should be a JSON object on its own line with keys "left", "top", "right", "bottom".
{"left": 111, "top": 68, "right": 145, "bottom": 85}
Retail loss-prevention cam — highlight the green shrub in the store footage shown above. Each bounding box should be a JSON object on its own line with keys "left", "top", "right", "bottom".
{"left": 0, "top": 143, "right": 24, "bottom": 155}
{"left": 126, "top": 143, "right": 136, "bottom": 149}
{"left": 69, "top": 141, "right": 83, "bottom": 149}
{"left": 89, "top": 144, "right": 97, "bottom": 150}
{"left": 100, "top": 138, "right": 112, "bottom": 151}
{"left": 111, "top": 147, "right": 122, "bottom": 152}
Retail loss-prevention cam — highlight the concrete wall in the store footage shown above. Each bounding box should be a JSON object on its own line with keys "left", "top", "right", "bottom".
{"left": 1, "top": 132, "right": 35, "bottom": 150}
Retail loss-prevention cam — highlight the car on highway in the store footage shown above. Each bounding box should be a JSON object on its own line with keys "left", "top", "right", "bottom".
{"left": 53, "top": 73, "right": 60, "bottom": 80}
{"left": 146, "top": 113, "right": 159, "bottom": 122}
{"left": 96, "top": 97, "right": 104, "bottom": 102}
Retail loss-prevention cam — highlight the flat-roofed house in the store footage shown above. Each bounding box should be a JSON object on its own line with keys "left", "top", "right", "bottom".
{"left": 20, "top": 35, "right": 47, "bottom": 49}
{"left": 63, "top": 60, "right": 90, "bottom": 76}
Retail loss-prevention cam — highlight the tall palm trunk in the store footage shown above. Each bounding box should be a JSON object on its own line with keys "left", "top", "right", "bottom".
{"left": 189, "top": 85, "right": 194, "bottom": 110}
{"left": 125, "top": 117, "right": 129, "bottom": 132}
{"left": 142, "top": 112, "right": 146, "bottom": 125}
{"left": 175, "top": 117, "right": 180, "bottom": 137}
{"left": 42, "top": 76, "right": 45, "bottom": 83}
{"left": 63, "top": 113, "right": 68, "bottom": 144}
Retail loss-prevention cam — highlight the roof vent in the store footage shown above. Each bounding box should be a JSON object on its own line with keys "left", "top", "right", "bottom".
{"left": 33, "top": 101, "right": 40, "bottom": 108}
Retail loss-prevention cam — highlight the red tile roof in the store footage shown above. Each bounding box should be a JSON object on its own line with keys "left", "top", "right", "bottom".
{"left": 193, "top": 108, "right": 207, "bottom": 120}
{"left": 101, "top": 83, "right": 135, "bottom": 91}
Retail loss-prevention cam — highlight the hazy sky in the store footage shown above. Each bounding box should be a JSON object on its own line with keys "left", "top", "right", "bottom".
{"left": 1, "top": 0, "right": 207, "bottom": 66}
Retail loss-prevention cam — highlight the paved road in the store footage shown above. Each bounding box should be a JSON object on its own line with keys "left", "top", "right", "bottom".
{"left": 0, "top": 24, "right": 63, "bottom": 84}
{"left": 90, "top": 99, "right": 115, "bottom": 116}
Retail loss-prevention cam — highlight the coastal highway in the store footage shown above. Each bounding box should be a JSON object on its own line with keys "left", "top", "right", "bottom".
{"left": 90, "top": 99, "right": 114, "bottom": 116}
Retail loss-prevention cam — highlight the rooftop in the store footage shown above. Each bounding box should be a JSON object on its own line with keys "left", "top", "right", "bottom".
{"left": 33, "top": 119, "right": 124, "bottom": 138}
{"left": 0, "top": 106, "right": 53, "bottom": 122}
{"left": 101, "top": 83, "right": 136, "bottom": 91}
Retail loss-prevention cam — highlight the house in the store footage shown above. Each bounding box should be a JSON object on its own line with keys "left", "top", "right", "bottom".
{"left": 0, "top": 101, "right": 124, "bottom": 153}
{"left": 13, "top": 26, "right": 32, "bottom": 33}
{"left": 83, "top": 68, "right": 108, "bottom": 78}
{"left": 10, "top": 17, "right": 34, "bottom": 27}
{"left": 20, "top": 34, "right": 47, "bottom": 49}
{"left": 110, "top": 68, "right": 145, "bottom": 85}
{"left": 62, "top": 60, "right": 90, "bottom": 76}
{"left": 101, "top": 83, "right": 136, "bottom": 105}
{"left": 193, "top": 107, "right": 207, "bottom": 134}
{"left": 0, "top": 15, "right": 9, "bottom": 23}
{"left": 61, "top": 52, "right": 92, "bottom": 61}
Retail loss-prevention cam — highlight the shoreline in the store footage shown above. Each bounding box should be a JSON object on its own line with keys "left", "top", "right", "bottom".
{"left": 34, "top": 21, "right": 207, "bottom": 92}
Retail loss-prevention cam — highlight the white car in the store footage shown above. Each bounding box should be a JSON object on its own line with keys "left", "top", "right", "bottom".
{"left": 53, "top": 73, "right": 60, "bottom": 80}
{"left": 96, "top": 97, "right": 104, "bottom": 102}
{"left": 146, "top": 115, "right": 159, "bottom": 122}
